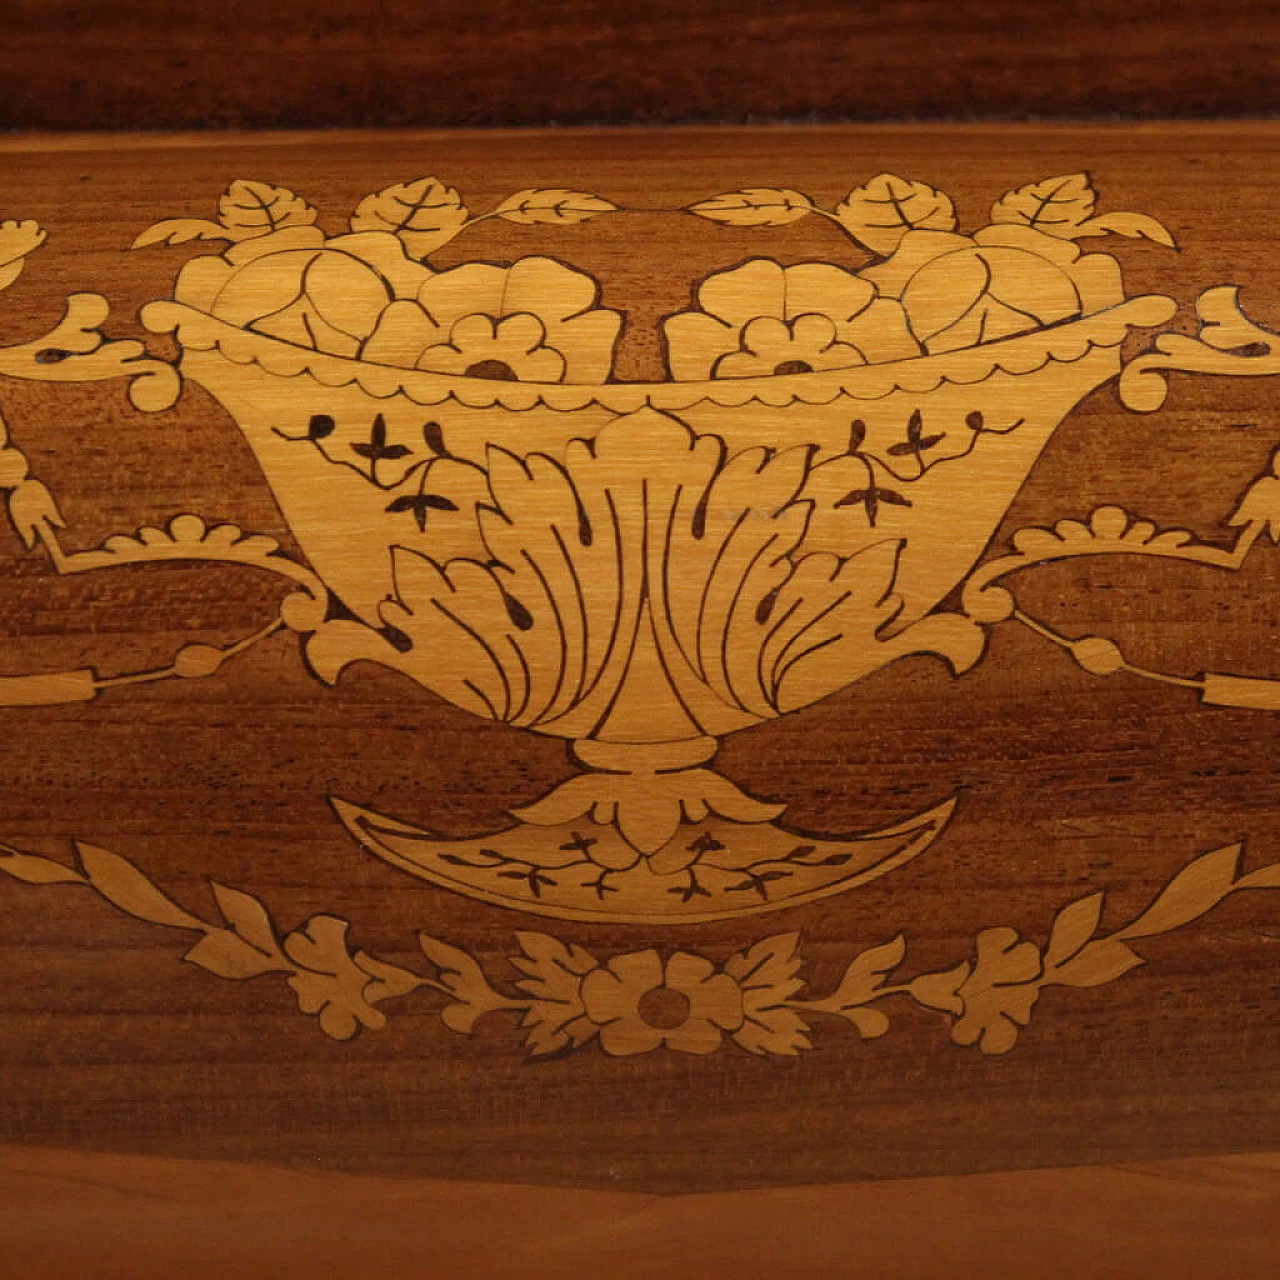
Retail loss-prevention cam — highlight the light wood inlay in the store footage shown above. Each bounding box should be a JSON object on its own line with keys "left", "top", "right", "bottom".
{"left": 0, "top": 125, "right": 1277, "bottom": 1191}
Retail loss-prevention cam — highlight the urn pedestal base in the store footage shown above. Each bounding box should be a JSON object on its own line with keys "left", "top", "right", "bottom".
{"left": 333, "top": 736, "right": 958, "bottom": 923}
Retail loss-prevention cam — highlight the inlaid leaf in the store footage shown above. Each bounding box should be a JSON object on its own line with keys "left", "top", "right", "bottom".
{"left": 73, "top": 842, "right": 204, "bottom": 930}
{"left": 1228, "top": 453, "right": 1280, "bottom": 541}
{"left": 522, "top": 1009, "right": 599, "bottom": 1057}
{"left": 0, "top": 218, "right": 48, "bottom": 286}
{"left": 834, "top": 1006, "right": 891, "bottom": 1039}
{"left": 210, "top": 882, "right": 281, "bottom": 956}
{"left": 835, "top": 173, "right": 956, "bottom": 254}
{"left": 281, "top": 916, "right": 413, "bottom": 1040}
{"left": 492, "top": 188, "right": 618, "bottom": 225}
{"left": 7, "top": 479, "right": 65, "bottom": 550}
{"left": 511, "top": 931, "right": 598, "bottom": 994}
{"left": 822, "top": 934, "right": 906, "bottom": 1008}
{"left": 419, "top": 933, "right": 510, "bottom": 1033}
{"left": 1049, "top": 937, "right": 1143, "bottom": 988}
{"left": 0, "top": 847, "right": 84, "bottom": 885}
{"left": 282, "top": 916, "right": 358, "bottom": 977}
{"left": 1118, "top": 843, "right": 1245, "bottom": 940}
{"left": 732, "top": 1004, "right": 813, "bottom": 1056}
{"left": 514, "top": 932, "right": 600, "bottom": 1055}
{"left": 349, "top": 178, "right": 469, "bottom": 259}
{"left": 381, "top": 430, "right": 634, "bottom": 732}
{"left": 766, "top": 539, "right": 906, "bottom": 714}
{"left": 184, "top": 929, "right": 281, "bottom": 980}
{"left": 725, "top": 933, "right": 805, "bottom": 1002}
{"left": 220, "top": 179, "right": 317, "bottom": 239}
{"left": 688, "top": 187, "right": 815, "bottom": 226}
{"left": 1239, "top": 861, "right": 1280, "bottom": 889}
{"left": 908, "top": 960, "right": 970, "bottom": 1015}
{"left": 1075, "top": 212, "right": 1177, "bottom": 246}
{"left": 379, "top": 549, "right": 517, "bottom": 723}
{"left": 131, "top": 218, "right": 228, "bottom": 249}
{"left": 661, "top": 439, "right": 815, "bottom": 719}
{"left": 356, "top": 951, "right": 424, "bottom": 1005}
{"left": 989, "top": 173, "right": 1097, "bottom": 236}
{"left": 216, "top": 179, "right": 318, "bottom": 241}
{"left": 1044, "top": 891, "right": 1104, "bottom": 968}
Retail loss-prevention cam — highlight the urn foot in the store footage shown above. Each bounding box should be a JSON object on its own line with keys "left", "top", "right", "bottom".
{"left": 331, "top": 755, "right": 958, "bottom": 924}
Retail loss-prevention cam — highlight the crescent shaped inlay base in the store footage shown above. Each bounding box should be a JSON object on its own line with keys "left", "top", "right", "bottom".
{"left": 330, "top": 793, "right": 958, "bottom": 923}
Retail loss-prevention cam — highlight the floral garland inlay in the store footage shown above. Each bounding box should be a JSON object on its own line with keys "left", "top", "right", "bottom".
{"left": 1, "top": 836, "right": 1275, "bottom": 1057}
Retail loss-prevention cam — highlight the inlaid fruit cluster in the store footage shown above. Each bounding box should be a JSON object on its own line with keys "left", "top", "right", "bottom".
{"left": 134, "top": 172, "right": 1175, "bottom": 383}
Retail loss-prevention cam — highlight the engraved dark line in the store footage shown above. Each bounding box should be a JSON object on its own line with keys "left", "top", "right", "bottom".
{"left": 270, "top": 427, "right": 426, "bottom": 493}
{"left": 300, "top": 308, "right": 319, "bottom": 351}
{"left": 775, "top": 630, "right": 845, "bottom": 687}
{"left": 578, "top": 488, "right": 633, "bottom": 730}
{"left": 857, "top": 218, "right": 927, "bottom": 229}
{"left": 504, "top": 632, "right": 534, "bottom": 725}
{"left": 461, "top": 677, "right": 501, "bottom": 722}
{"left": 694, "top": 508, "right": 752, "bottom": 682}
{"left": 719, "top": 531, "right": 792, "bottom": 714}
{"left": 757, "top": 592, "right": 804, "bottom": 711}
{"left": 771, "top": 586, "right": 853, "bottom": 687}
{"left": 431, "top": 598, "right": 511, "bottom": 721}
{"left": 519, "top": 548, "right": 571, "bottom": 727}
{"left": 549, "top": 521, "right": 591, "bottom": 712}
{"left": 643, "top": 479, "right": 739, "bottom": 734}
{"left": 872, "top": 415, "right": 990, "bottom": 485}
{"left": 595, "top": 478, "right": 712, "bottom": 739}
{"left": 658, "top": 484, "right": 701, "bottom": 676}
{"left": 584, "top": 485, "right": 651, "bottom": 738}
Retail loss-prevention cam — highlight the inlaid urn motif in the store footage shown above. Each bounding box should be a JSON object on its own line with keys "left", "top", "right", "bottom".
{"left": 4, "top": 171, "right": 1280, "bottom": 932}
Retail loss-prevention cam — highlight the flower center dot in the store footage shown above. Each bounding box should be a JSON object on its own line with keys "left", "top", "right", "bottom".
{"left": 464, "top": 359, "right": 519, "bottom": 381}
{"left": 773, "top": 359, "right": 813, "bottom": 376}
{"left": 637, "top": 985, "right": 691, "bottom": 1030}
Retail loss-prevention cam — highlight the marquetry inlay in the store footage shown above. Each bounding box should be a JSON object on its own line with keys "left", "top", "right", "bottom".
{"left": 2, "top": 159, "right": 1279, "bottom": 1068}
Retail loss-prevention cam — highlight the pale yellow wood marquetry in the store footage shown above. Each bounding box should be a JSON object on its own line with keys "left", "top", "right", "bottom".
{"left": 2, "top": 162, "right": 1280, "bottom": 1063}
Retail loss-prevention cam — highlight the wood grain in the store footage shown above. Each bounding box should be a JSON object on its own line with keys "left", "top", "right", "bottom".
{"left": 0, "top": 1145, "right": 1277, "bottom": 1279}
{"left": 3, "top": 1, "right": 1279, "bottom": 132}
{"left": 0, "top": 125, "right": 1278, "bottom": 1194}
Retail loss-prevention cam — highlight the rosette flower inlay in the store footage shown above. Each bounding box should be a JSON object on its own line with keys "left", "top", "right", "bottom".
{"left": 361, "top": 257, "right": 622, "bottom": 382}
{"left": 580, "top": 950, "right": 745, "bottom": 1055}
{"left": 663, "top": 259, "right": 922, "bottom": 379}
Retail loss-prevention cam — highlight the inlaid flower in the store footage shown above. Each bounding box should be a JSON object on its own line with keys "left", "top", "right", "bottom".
{"left": 949, "top": 926, "right": 1045, "bottom": 1054}
{"left": 365, "top": 309, "right": 567, "bottom": 382}
{"left": 173, "top": 228, "right": 405, "bottom": 358}
{"left": 664, "top": 258, "right": 922, "bottom": 379}
{"left": 860, "top": 224, "right": 1125, "bottom": 354}
{"left": 418, "top": 312, "right": 566, "bottom": 382}
{"left": 580, "top": 950, "right": 745, "bottom": 1055}
{"left": 0, "top": 219, "right": 48, "bottom": 291}
{"left": 714, "top": 314, "right": 868, "bottom": 377}
{"left": 175, "top": 225, "right": 429, "bottom": 309}
{"left": 171, "top": 227, "right": 439, "bottom": 357}
{"left": 360, "top": 256, "right": 622, "bottom": 382}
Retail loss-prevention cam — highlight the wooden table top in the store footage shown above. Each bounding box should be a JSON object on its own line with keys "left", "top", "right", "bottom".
{"left": 0, "top": 130, "right": 1277, "bottom": 1271}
